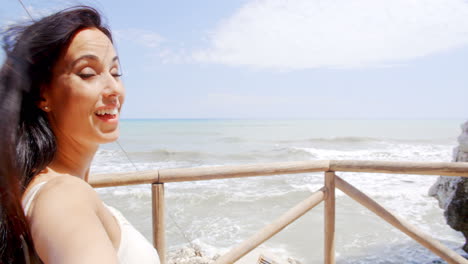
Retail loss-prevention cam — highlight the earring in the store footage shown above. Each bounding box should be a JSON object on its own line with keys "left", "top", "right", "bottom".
{"left": 44, "top": 106, "right": 49, "bottom": 111}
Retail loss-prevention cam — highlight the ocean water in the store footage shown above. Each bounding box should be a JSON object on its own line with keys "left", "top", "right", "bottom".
{"left": 91, "top": 119, "right": 467, "bottom": 263}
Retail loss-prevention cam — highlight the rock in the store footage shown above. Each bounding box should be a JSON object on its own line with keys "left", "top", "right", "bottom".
{"left": 429, "top": 120, "right": 468, "bottom": 252}
{"left": 167, "top": 244, "right": 216, "bottom": 264}
{"left": 167, "top": 243, "right": 302, "bottom": 264}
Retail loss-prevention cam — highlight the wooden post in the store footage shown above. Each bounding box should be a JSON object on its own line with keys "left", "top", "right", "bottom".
{"left": 335, "top": 176, "right": 468, "bottom": 264}
{"left": 152, "top": 183, "right": 166, "bottom": 264}
{"left": 324, "top": 171, "right": 335, "bottom": 264}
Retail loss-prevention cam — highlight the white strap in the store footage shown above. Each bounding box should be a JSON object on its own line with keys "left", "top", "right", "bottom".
{"left": 22, "top": 181, "right": 48, "bottom": 216}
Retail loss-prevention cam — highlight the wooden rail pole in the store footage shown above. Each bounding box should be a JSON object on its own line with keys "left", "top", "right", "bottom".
{"left": 324, "top": 172, "right": 336, "bottom": 264}
{"left": 215, "top": 188, "right": 326, "bottom": 264}
{"left": 335, "top": 176, "right": 468, "bottom": 264}
{"left": 152, "top": 183, "right": 166, "bottom": 264}
{"left": 89, "top": 160, "right": 468, "bottom": 187}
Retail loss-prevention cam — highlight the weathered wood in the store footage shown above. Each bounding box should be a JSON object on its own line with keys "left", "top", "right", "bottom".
{"left": 335, "top": 175, "right": 468, "bottom": 264}
{"left": 214, "top": 188, "right": 326, "bottom": 264}
{"left": 152, "top": 183, "right": 166, "bottom": 264}
{"left": 324, "top": 172, "right": 336, "bottom": 264}
{"left": 158, "top": 160, "right": 330, "bottom": 183}
{"left": 330, "top": 160, "right": 468, "bottom": 177}
{"left": 89, "top": 160, "right": 468, "bottom": 187}
{"left": 89, "top": 170, "right": 159, "bottom": 187}
{"left": 86, "top": 160, "right": 468, "bottom": 263}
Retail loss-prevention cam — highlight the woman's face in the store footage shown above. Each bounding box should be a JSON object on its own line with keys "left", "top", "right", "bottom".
{"left": 42, "top": 27, "right": 125, "bottom": 147}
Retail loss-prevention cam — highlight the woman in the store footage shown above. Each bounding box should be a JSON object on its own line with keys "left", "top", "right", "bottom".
{"left": 0, "top": 6, "right": 160, "bottom": 264}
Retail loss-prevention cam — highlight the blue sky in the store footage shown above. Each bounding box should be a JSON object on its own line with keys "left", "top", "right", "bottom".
{"left": 1, "top": 0, "right": 467, "bottom": 119}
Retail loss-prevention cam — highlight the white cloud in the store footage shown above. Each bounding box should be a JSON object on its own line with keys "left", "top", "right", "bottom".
{"left": 1, "top": 5, "right": 57, "bottom": 28}
{"left": 203, "top": 93, "right": 297, "bottom": 106}
{"left": 193, "top": 0, "right": 468, "bottom": 70}
{"left": 114, "top": 29, "right": 165, "bottom": 48}
{"left": 196, "top": 93, "right": 334, "bottom": 117}
{"left": 114, "top": 28, "right": 191, "bottom": 64}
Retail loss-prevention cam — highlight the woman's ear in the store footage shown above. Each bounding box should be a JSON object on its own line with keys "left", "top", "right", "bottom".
{"left": 37, "top": 84, "right": 51, "bottom": 112}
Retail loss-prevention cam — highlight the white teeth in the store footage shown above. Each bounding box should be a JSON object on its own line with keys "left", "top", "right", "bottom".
{"left": 95, "top": 108, "right": 118, "bottom": 116}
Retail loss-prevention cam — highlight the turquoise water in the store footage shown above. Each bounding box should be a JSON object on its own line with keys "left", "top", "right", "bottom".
{"left": 92, "top": 119, "right": 466, "bottom": 263}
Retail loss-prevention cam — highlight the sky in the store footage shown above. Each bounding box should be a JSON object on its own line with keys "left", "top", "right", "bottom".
{"left": 1, "top": 0, "right": 467, "bottom": 119}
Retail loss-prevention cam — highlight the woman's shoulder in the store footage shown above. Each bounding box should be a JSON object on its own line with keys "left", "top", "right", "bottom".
{"left": 27, "top": 175, "right": 120, "bottom": 263}
{"left": 37, "top": 174, "right": 94, "bottom": 192}
{"left": 30, "top": 175, "right": 101, "bottom": 214}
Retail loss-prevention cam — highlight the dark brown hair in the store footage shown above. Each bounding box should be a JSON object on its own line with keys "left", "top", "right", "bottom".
{"left": 0, "top": 6, "right": 112, "bottom": 263}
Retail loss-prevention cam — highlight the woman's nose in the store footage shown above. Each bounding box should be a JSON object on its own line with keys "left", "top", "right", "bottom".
{"left": 104, "top": 94, "right": 121, "bottom": 106}
{"left": 103, "top": 73, "right": 125, "bottom": 99}
{"left": 109, "top": 94, "right": 118, "bottom": 103}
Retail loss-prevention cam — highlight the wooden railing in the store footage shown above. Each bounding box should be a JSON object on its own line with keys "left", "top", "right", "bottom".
{"left": 89, "top": 160, "right": 468, "bottom": 264}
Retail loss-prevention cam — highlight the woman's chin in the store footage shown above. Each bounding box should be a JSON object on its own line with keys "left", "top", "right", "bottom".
{"left": 96, "top": 130, "right": 120, "bottom": 144}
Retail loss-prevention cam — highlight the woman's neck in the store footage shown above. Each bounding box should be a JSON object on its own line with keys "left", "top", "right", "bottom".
{"left": 47, "top": 141, "right": 98, "bottom": 181}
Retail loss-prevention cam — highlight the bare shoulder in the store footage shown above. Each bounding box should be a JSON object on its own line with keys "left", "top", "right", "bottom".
{"left": 29, "top": 175, "right": 117, "bottom": 264}
{"left": 33, "top": 175, "right": 99, "bottom": 209}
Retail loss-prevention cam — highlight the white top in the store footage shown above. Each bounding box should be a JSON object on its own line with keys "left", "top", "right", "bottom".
{"left": 22, "top": 181, "right": 160, "bottom": 264}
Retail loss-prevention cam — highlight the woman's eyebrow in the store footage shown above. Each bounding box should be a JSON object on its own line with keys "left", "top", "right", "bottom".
{"left": 70, "top": 54, "right": 99, "bottom": 68}
{"left": 70, "top": 55, "right": 119, "bottom": 69}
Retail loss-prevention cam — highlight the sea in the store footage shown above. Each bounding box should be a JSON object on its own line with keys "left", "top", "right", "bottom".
{"left": 90, "top": 119, "right": 467, "bottom": 264}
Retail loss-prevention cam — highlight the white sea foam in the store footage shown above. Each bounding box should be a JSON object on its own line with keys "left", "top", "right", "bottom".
{"left": 92, "top": 120, "right": 465, "bottom": 263}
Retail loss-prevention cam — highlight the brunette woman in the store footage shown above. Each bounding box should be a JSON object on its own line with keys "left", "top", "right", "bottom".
{"left": 0, "top": 6, "right": 160, "bottom": 264}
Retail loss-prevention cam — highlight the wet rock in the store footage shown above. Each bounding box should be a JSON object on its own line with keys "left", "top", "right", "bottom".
{"left": 429, "top": 121, "right": 468, "bottom": 252}
{"left": 167, "top": 244, "right": 217, "bottom": 264}
{"left": 167, "top": 243, "right": 302, "bottom": 264}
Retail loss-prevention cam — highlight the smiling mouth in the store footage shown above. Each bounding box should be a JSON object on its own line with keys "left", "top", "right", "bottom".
{"left": 94, "top": 108, "right": 119, "bottom": 121}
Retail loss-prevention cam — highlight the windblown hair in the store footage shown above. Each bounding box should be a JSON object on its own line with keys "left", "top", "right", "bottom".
{"left": 0, "top": 6, "right": 112, "bottom": 263}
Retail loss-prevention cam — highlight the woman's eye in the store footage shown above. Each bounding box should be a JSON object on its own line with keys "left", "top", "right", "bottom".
{"left": 111, "top": 68, "right": 122, "bottom": 78}
{"left": 77, "top": 73, "right": 96, "bottom": 79}
{"left": 77, "top": 67, "right": 97, "bottom": 79}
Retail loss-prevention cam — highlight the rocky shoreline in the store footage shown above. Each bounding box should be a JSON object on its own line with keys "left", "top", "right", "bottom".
{"left": 429, "top": 120, "right": 468, "bottom": 252}
{"left": 166, "top": 244, "right": 302, "bottom": 264}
